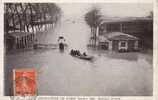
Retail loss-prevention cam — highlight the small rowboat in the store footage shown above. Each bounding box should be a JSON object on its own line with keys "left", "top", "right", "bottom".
{"left": 70, "top": 53, "right": 93, "bottom": 60}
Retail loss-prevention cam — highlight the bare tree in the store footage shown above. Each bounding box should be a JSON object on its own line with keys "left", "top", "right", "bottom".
{"left": 4, "top": 3, "right": 62, "bottom": 33}
{"left": 85, "top": 7, "right": 102, "bottom": 46}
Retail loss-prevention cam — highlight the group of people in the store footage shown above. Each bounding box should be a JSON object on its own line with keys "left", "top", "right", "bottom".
{"left": 70, "top": 49, "right": 87, "bottom": 56}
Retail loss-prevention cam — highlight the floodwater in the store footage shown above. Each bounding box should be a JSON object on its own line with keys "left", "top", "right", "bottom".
{"left": 4, "top": 15, "right": 153, "bottom": 96}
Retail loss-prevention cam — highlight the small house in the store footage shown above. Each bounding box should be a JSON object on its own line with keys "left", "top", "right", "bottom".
{"left": 97, "top": 17, "right": 152, "bottom": 49}
{"left": 98, "top": 32, "right": 140, "bottom": 52}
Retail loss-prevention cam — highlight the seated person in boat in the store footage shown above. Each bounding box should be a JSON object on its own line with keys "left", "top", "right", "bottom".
{"left": 70, "top": 49, "right": 74, "bottom": 55}
{"left": 83, "top": 52, "right": 87, "bottom": 56}
{"left": 70, "top": 49, "right": 81, "bottom": 56}
{"left": 76, "top": 50, "right": 81, "bottom": 56}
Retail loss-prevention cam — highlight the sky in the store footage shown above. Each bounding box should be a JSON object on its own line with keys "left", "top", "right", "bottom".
{"left": 58, "top": 3, "right": 153, "bottom": 18}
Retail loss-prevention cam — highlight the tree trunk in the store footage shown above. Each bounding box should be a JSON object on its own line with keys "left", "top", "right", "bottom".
{"left": 95, "top": 26, "right": 99, "bottom": 47}
{"left": 31, "top": 25, "right": 34, "bottom": 32}
{"left": 26, "top": 25, "right": 29, "bottom": 32}
{"left": 12, "top": 15, "right": 15, "bottom": 32}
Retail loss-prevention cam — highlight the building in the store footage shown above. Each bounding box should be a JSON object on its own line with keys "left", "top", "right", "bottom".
{"left": 5, "top": 32, "right": 35, "bottom": 50}
{"left": 99, "top": 17, "right": 153, "bottom": 35}
{"left": 96, "top": 17, "right": 153, "bottom": 51}
{"left": 98, "top": 32, "right": 139, "bottom": 52}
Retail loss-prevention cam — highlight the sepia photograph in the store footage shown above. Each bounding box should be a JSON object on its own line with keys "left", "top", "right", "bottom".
{"left": 4, "top": 2, "right": 153, "bottom": 96}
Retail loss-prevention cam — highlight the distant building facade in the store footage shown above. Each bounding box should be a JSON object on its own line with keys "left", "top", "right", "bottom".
{"left": 96, "top": 17, "right": 153, "bottom": 52}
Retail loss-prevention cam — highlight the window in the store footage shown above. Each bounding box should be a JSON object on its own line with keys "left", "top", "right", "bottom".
{"left": 120, "top": 41, "right": 126, "bottom": 47}
{"left": 119, "top": 41, "right": 128, "bottom": 50}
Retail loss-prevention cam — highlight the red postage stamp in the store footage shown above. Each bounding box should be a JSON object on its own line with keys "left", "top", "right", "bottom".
{"left": 13, "top": 68, "right": 36, "bottom": 96}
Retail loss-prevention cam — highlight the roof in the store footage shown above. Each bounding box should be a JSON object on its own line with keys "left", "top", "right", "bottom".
{"left": 59, "top": 36, "right": 64, "bottom": 39}
{"left": 100, "top": 17, "right": 153, "bottom": 25}
{"left": 7, "top": 32, "right": 34, "bottom": 38}
{"left": 104, "top": 32, "right": 139, "bottom": 41}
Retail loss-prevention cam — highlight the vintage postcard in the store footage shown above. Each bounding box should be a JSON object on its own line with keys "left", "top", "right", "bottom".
{"left": 0, "top": 0, "right": 158, "bottom": 100}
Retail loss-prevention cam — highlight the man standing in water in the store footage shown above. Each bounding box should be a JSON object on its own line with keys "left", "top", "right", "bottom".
{"left": 58, "top": 36, "right": 66, "bottom": 51}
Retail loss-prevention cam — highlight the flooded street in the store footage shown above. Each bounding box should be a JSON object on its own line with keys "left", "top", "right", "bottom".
{"left": 5, "top": 13, "right": 153, "bottom": 96}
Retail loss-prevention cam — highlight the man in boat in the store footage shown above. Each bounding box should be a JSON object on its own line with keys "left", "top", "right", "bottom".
{"left": 70, "top": 49, "right": 74, "bottom": 55}
{"left": 83, "top": 52, "right": 87, "bottom": 56}
{"left": 70, "top": 49, "right": 81, "bottom": 56}
{"left": 77, "top": 50, "right": 81, "bottom": 56}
